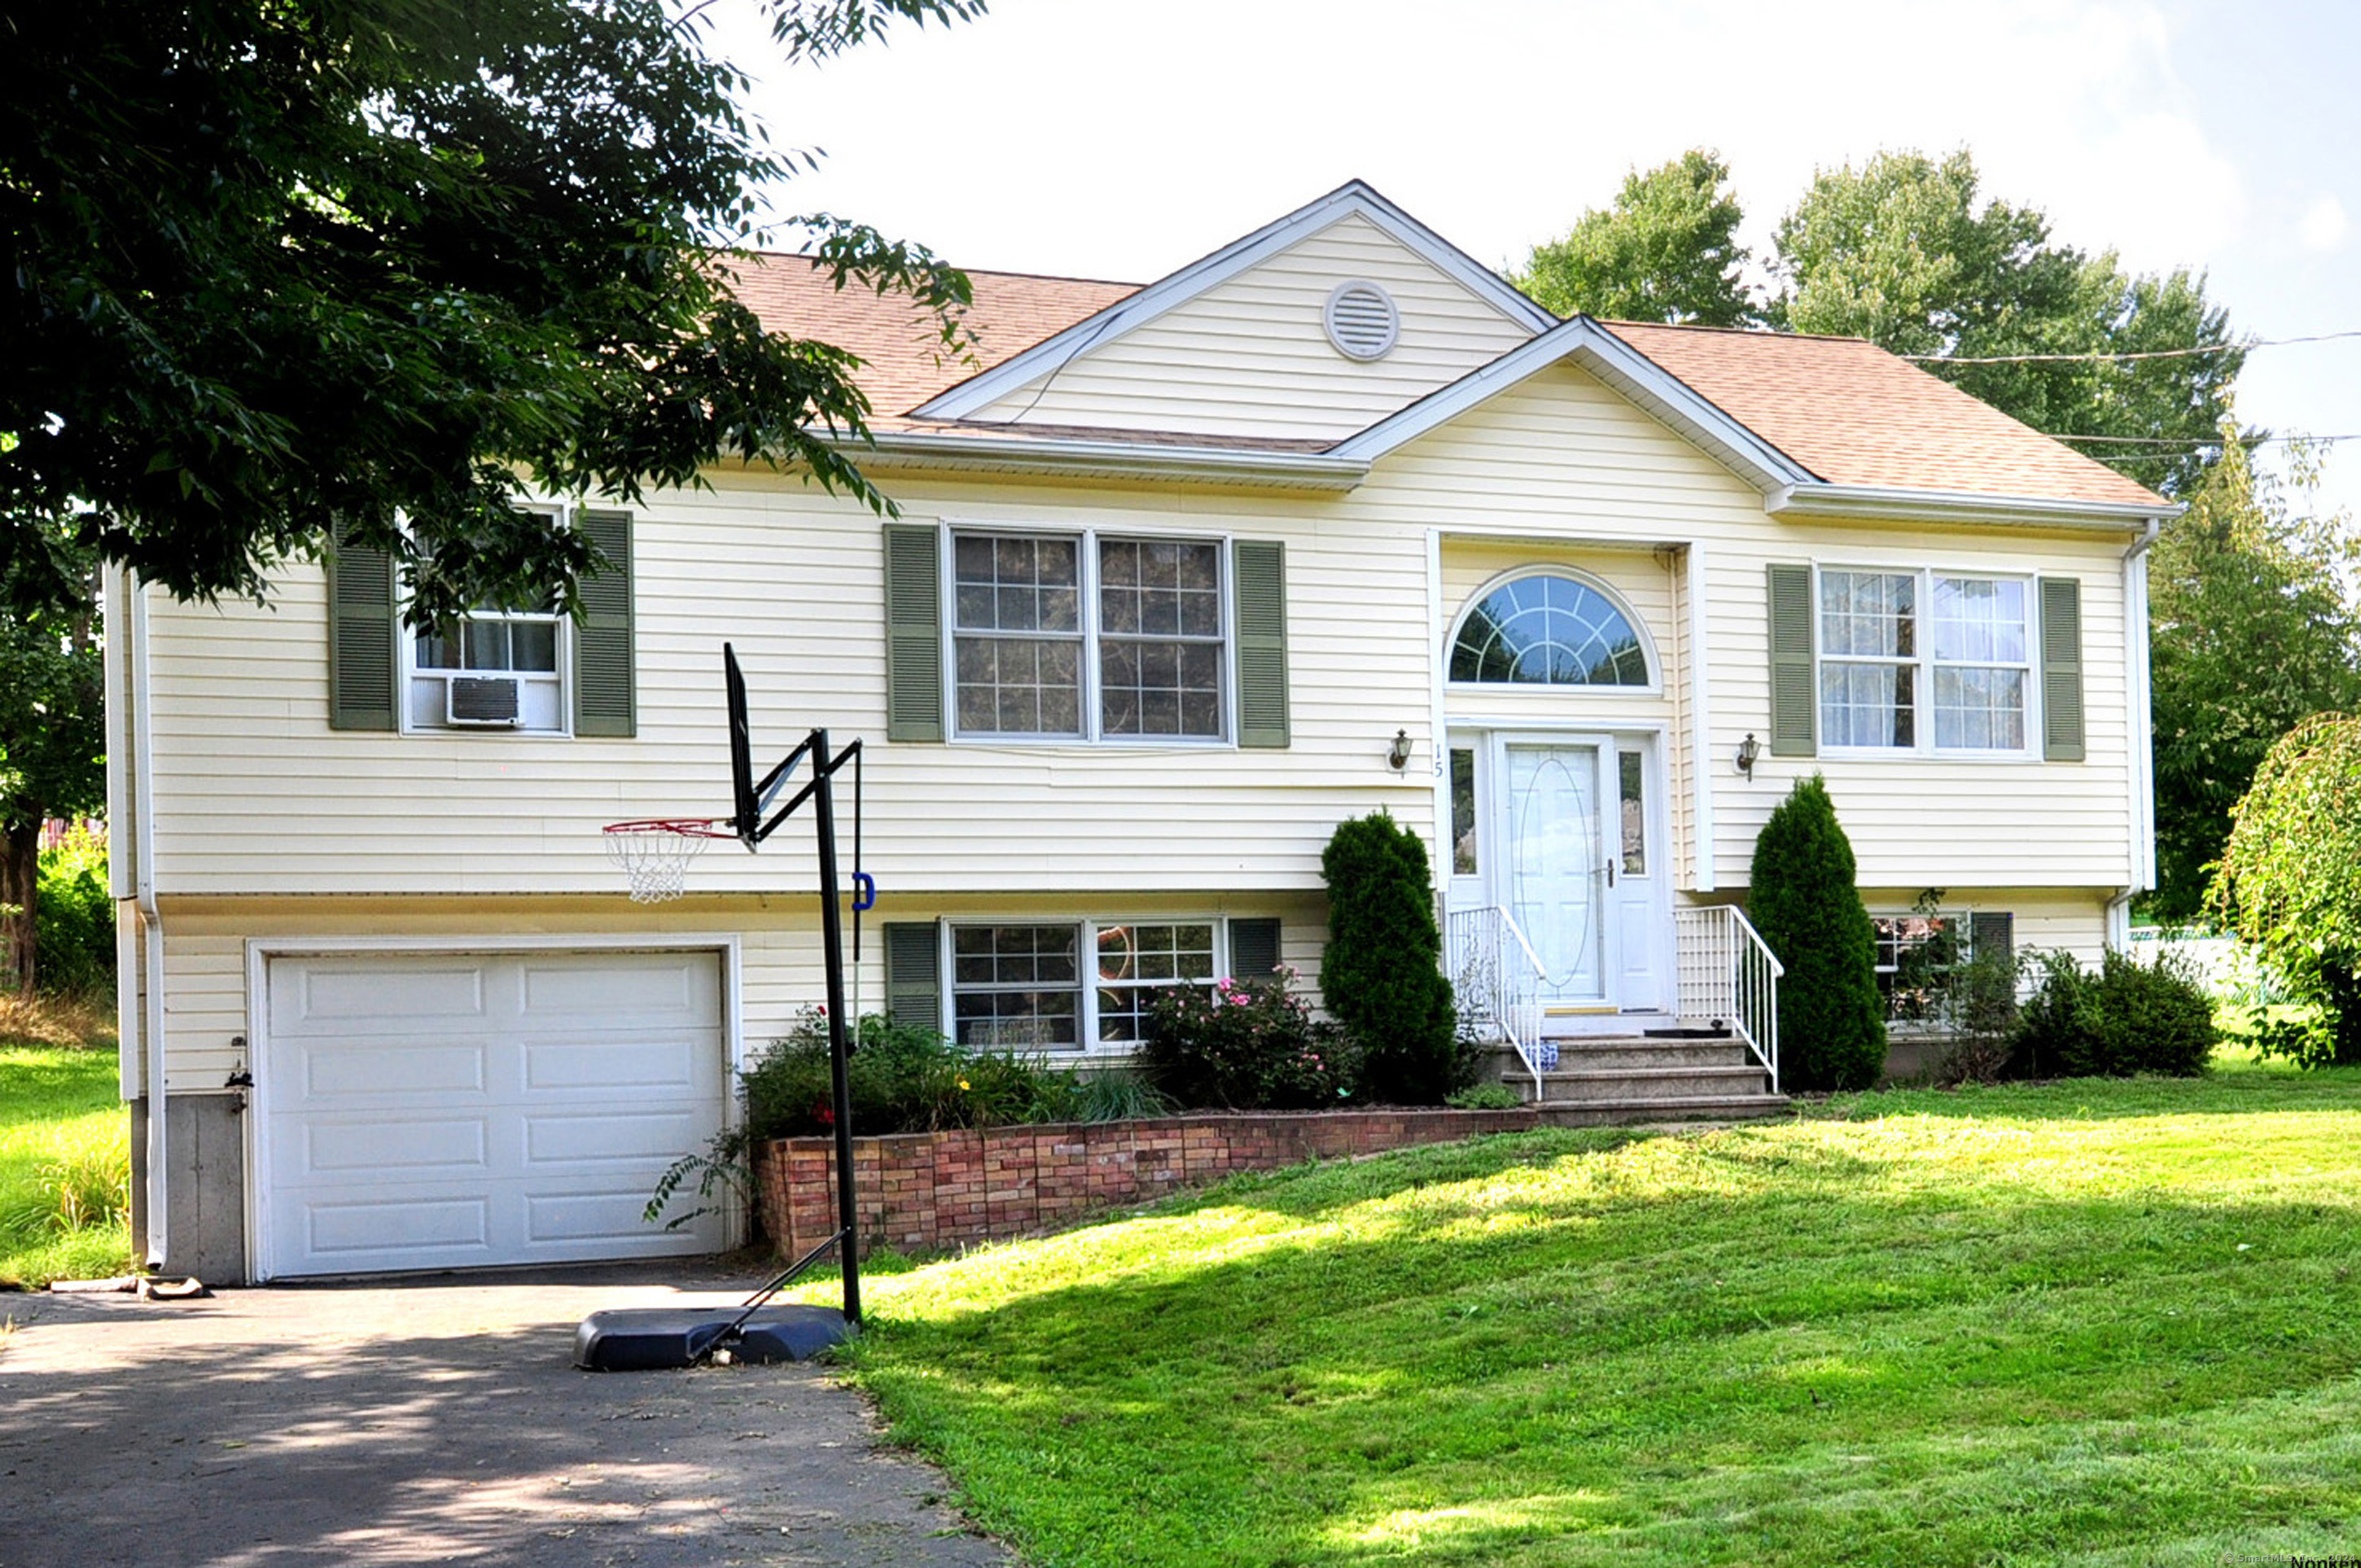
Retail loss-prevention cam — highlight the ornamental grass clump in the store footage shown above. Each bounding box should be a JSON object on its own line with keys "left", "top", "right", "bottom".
{"left": 1746, "top": 775, "right": 1886, "bottom": 1091}
{"left": 1141, "top": 968, "right": 1358, "bottom": 1110}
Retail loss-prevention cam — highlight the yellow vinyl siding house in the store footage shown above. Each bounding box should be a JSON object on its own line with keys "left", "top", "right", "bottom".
{"left": 110, "top": 182, "right": 2171, "bottom": 1282}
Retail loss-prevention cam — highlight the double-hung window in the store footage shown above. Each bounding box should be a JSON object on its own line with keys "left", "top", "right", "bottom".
{"left": 1820, "top": 568, "right": 2032, "bottom": 755}
{"left": 951, "top": 529, "right": 1227, "bottom": 742}
{"left": 949, "top": 919, "right": 1220, "bottom": 1052}
{"left": 403, "top": 512, "right": 570, "bottom": 734}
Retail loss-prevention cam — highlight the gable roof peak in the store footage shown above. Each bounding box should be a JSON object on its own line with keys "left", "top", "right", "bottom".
{"left": 912, "top": 178, "right": 1555, "bottom": 421}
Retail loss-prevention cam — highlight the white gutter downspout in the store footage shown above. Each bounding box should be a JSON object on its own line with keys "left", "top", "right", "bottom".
{"left": 2107, "top": 517, "right": 2165, "bottom": 949}
{"left": 129, "top": 572, "right": 168, "bottom": 1271}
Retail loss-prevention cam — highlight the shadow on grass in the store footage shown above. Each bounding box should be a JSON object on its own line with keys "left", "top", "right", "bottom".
{"left": 845, "top": 1104, "right": 2361, "bottom": 1568}
{"left": 1807, "top": 1056, "right": 2361, "bottom": 1124}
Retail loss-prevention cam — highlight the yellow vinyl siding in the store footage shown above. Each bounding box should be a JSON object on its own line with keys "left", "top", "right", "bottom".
{"left": 147, "top": 891, "right": 1320, "bottom": 1092}
{"left": 1357, "top": 362, "right": 2144, "bottom": 895}
{"left": 139, "top": 360, "right": 2147, "bottom": 1091}
{"left": 974, "top": 214, "right": 1535, "bottom": 440}
{"left": 142, "top": 469, "right": 1438, "bottom": 900}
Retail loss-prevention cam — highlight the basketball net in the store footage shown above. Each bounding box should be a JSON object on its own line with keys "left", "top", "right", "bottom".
{"left": 601, "top": 819, "right": 734, "bottom": 904}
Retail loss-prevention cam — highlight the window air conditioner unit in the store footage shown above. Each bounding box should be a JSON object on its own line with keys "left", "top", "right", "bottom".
{"left": 448, "top": 674, "right": 524, "bottom": 727}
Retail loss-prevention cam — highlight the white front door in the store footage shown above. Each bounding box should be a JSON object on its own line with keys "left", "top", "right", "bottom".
{"left": 1451, "top": 731, "right": 1671, "bottom": 1023}
{"left": 1504, "top": 742, "right": 1613, "bottom": 1007}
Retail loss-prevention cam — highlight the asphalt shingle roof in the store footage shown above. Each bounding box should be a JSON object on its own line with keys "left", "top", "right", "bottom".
{"left": 730, "top": 254, "right": 2167, "bottom": 509}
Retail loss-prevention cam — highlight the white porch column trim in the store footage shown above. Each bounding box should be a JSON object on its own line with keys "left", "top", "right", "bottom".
{"left": 1686, "top": 544, "right": 1715, "bottom": 893}
{"left": 1425, "top": 527, "right": 1449, "bottom": 904}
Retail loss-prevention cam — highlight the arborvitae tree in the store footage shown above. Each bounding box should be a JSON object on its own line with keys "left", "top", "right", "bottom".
{"left": 1746, "top": 776, "right": 1886, "bottom": 1091}
{"left": 1319, "top": 812, "right": 1461, "bottom": 1102}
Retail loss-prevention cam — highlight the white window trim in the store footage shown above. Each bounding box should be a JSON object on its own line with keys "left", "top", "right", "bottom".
{"left": 940, "top": 520, "right": 1237, "bottom": 749}
{"left": 1443, "top": 565, "right": 1665, "bottom": 697}
{"left": 1814, "top": 562, "right": 2040, "bottom": 762}
{"left": 1870, "top": 909, "right": 1983, "bottom": 1032}
{"left": 397, "top": 501, "right": 574, "bottom": 738}
{"left": 940, "top": 916, "right": 1229, "bottom": 1057}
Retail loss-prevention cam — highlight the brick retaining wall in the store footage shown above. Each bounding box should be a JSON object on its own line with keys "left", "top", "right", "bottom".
{"left": 755, "top": 1108, "right": 1540, "bottom": 1259}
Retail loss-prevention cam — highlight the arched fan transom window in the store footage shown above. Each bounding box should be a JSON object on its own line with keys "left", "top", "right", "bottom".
{"left": 1450, "top": 575, "right": 1650, "bottom": 687}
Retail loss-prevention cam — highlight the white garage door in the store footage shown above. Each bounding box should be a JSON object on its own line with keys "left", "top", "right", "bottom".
{"left": 261, "top": 948, "right": 729, "bottom": 1279}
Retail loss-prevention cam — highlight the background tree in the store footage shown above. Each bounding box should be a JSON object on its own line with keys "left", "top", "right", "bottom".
{"left": 1514, "top": 150, "right": 1756, "bottom": 326}
{"left": 1319, "top": 812, "right": 1461, "bottom": 1103}
{"left": 2211, "top": 714, "right": 2361, "bottom": 1067}
{"left": 2, "top": 0, "right": 979, "bottom": 629}
{"left": 1772, "top": 148, "right": 2244, "bottom": 497}
{"left": 0, "top": 533, "right": 105, "bottom": 992}
{"left": 1746, "top": 776, "right": 1885, "bottom": 1092}
{"left": 2148, "top": 423, "right": 2361, "bottom": 918}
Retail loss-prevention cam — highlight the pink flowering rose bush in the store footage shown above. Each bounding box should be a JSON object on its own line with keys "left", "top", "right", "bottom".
{"left": 1141, "top": 965, "right": 1362, "bottom": 1110}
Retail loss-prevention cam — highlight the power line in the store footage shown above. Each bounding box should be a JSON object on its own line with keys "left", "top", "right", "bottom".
{"left": 1904, "top": 329, "right": 2361, "bottom": 366}
{"left": 2048, "top": 431, "right": 2361, "bottom": 448}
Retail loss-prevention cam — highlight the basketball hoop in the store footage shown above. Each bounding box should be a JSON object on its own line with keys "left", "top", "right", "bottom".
{"left": 601, "top": 818, "right": 735, "bottom": 904}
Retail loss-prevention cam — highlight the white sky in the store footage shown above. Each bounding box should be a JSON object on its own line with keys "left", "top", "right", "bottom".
{"left": 715, "top": 0, "right": 2360, "bottom": 517}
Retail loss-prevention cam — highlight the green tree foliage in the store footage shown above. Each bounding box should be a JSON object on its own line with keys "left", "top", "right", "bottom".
{"left": 33, "top": 826, "right": 113, "bottom": 997}
{"left": 1515, "top": 150, "right": 1756, "bottom": 326}
{"left": 1319, "top": 812, "right": 1461, "bottom": 1103}
{"left": 1, "top": 0, "right": 979, "bottom": 626}
{"left": 1772, "top": 149, "right": 2242, "bottom": 497}
{"left": 2148, "top": 425, "right": 2361, "bottom": 918}
{"left": 1746, "top": 776, "right": 1885, "bottom": 1091}
{"left": 2211, "top": 714, "right": 2361, "bottom": 1067}
{"left": 0, "top": 535, "right": 105, "bottom": 992}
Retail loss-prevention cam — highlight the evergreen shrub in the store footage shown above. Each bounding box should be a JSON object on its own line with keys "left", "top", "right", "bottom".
{"left": 1746, "top": 776, "right": 1886, "bottom": 1091}
{"left": 2010, "top": 948, "right": 2216, "bottom": 1078}
{"left": 1319, "top": 811, "right": 1464, "bottom": 1102}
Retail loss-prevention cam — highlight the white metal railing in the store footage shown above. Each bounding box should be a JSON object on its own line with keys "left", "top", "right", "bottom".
{"left": 1446, "top": 904, "right": 1550, "bottom": 1093}
{"left": 1672, "top": 904, "right": 1784, "bottom": 1093}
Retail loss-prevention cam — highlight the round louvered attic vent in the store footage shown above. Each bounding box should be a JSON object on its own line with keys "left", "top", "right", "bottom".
{"left": 1323, "top": 281, "right": 1400, "bottom": 360}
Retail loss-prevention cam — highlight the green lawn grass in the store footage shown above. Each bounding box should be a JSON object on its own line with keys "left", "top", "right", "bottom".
{"left": 1, "top": 1042, "right": 130, "bottom": 1287}
{"left": 826, "top": 1051, "right": 2361, "bottom": 1566}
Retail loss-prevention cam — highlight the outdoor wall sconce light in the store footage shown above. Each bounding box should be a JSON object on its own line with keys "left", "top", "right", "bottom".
{"left": 1735, "top": 732, "right": 1760, "bottom": 779}
{"left": 1387, "top": 729, "right": 1413, "bottom": 770}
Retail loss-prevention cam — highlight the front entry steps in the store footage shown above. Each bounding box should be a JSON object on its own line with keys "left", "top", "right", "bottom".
{"left": 1480, "top": 1034, "right": 1788, "bottom": 1125}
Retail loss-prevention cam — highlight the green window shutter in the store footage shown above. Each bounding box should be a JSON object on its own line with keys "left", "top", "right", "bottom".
{"left": 1228, "top": 917, "right": 1282, "bottom": 980}
{"left": 572, "top": 508, "right": 636, "bottom": 738}
{"left": 1969, "top": 910, "right": 2015, "bottom": 963}
{"left": 326, "top": 522, "right": 396, "bottom": 731}
{"left": 883, "top": 921, "right": 942, "bottom": 1034}
{"left": 2039, "top": 576, "right": 2084, "bottom": 762}
{"left": 883, "top": 524, "right": 944, "bottom": 742}
{"left": 1233, "top": 540, "right": 1290, "bottom": 748}
{"left": 1767, "top": 563, "right": 1816, "bottom": 756}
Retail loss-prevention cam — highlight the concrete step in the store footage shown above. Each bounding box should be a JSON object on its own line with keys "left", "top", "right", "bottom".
{"left": 1521, "top": 1064, "right": 1773, "bottom": 1105}
{"left": 1528, "top": 1093, "right": 1790, "bottom": 1128}
{"left": 1483, "top": 1039, "right": 1758, "bottom": 1074}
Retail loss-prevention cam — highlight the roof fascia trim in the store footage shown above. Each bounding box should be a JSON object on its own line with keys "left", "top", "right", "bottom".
{"left": 1767, "top": 483, "right": 2184, "bottom": 529}
{"left": 912, "top": 180, "right": 1555, "bottom": 421}
{"left": 1329, "top": 317, "right": 1819, "bottom": 489}
{"left": 845, "top": 431, "right": 1369, "bottom": 490}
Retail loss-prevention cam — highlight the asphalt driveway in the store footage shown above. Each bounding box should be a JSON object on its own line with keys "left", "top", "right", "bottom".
{"left": 0, "top": 1260, "right": 1014, "bottom": 1568}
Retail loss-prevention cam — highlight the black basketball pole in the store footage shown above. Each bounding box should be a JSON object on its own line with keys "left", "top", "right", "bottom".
{"left": 809, "top": 728, "right": 862, "bottom": 1328}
